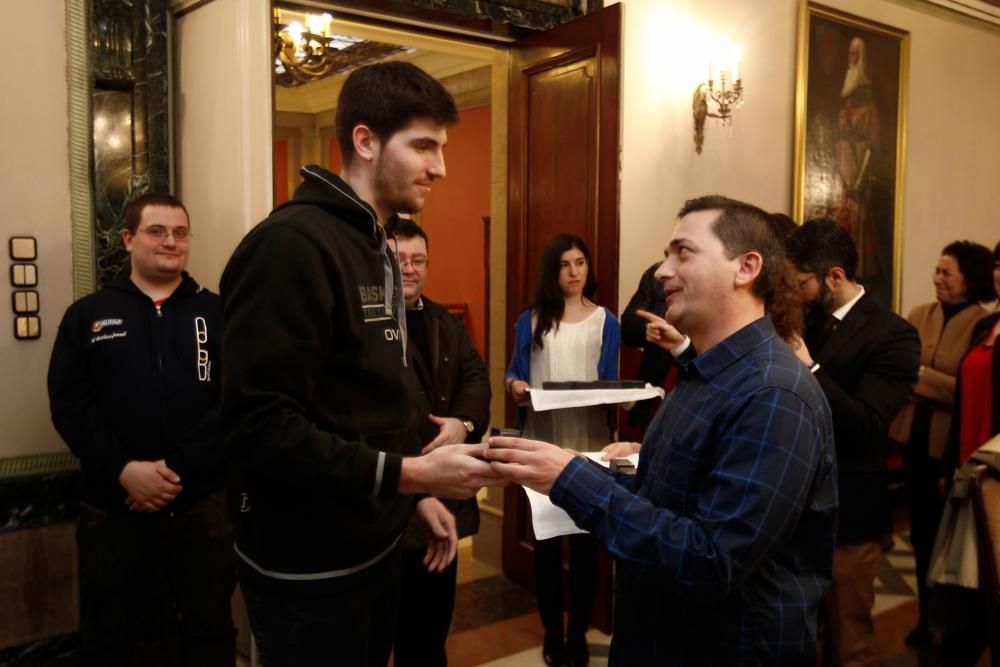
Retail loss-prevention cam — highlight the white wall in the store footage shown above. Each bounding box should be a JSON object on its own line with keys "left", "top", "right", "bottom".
{"left": 0, "top": 2, "right": 74, "bottom": 458}
{"left": 174, "top": 0, "right": 274, "bottom": 292}
{"left": 612, "top": 0, "right": 1000, "bottom": 315}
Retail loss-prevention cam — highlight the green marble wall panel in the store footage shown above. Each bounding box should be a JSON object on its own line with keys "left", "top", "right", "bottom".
{"left": 91, "top": 0, "right": 170, "bottom": 286}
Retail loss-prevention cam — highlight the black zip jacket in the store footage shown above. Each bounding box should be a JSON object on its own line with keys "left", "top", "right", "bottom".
{"left": 220, "top": 165, "right": 421, "bottom": 589}
{"left": 48, "top": 273, "right": 224, "bottom": 511}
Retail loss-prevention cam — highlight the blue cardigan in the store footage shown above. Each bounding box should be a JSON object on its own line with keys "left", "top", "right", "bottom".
{"left": 505, "top": 307, "right": 621, "bottom": 385}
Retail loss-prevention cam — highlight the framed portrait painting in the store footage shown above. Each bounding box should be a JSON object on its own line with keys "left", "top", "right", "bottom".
{"left": 793, "top": 3, "right": 909, "bottom": 310}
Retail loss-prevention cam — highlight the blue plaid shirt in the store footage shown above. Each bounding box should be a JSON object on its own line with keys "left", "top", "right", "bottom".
{"left": 551, "top": 317, "right": 838, "bottom": 666}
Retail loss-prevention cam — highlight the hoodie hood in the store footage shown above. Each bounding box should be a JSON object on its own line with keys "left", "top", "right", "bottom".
{"left": 279, "top": 165, "right": 380, "bottom": 243}
{"left": 108, "top": 271, "right": 204, "bottom": 301}
{"left": 277, "top": 165, "right": 408, "bottom": 366}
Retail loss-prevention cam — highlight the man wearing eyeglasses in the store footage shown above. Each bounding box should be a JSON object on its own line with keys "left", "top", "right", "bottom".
{"left": 385, "top": 217, "right": 490, "bottom": 666}
{"left": 786, "top": 220, "right": 919, "bottom": 667}
{"left": 48, "top": 193, "right": 235, "bottom": 666}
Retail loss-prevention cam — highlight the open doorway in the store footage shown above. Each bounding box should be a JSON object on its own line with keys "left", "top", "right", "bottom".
{"left": 269, "top": 4, "right": 509, "bottom": 573}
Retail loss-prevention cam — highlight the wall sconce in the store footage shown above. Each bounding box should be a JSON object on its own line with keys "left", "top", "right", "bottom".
{"left": 692, "top": 44, "right": 744, "bottom": 154}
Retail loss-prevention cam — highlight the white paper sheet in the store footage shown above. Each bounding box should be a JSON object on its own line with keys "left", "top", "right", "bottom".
{"left": 528, "top": 384, "right": 665, "bottom": 412}
{"left": 526, "top": 452, "right": 640, "bottom": 540}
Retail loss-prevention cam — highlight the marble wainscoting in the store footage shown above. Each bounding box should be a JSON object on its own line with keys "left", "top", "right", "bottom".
{"left": 0, "top": 454, "right": 80, "bottom": 667}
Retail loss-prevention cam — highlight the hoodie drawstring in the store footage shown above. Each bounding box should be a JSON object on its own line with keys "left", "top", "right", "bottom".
{"left": 377, "top": 226, "right": 407, "bottom": 367}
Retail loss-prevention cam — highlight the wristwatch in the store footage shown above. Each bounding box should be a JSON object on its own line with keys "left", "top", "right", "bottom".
{"left": 461, "top": 419, "right": 475, "bottom": 434}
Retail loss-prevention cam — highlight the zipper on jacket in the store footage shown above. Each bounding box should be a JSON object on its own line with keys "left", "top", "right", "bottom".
{"left": 154, "top": 302, "right": 164, "bottom": 377}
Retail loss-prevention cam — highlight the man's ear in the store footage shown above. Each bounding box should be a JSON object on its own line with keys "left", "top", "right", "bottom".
{"left": 121, "top": 229, "right": 134, "bottom": 253}
{"left": 352, "top": 124, "right": 379, "bottom": 163}
{"left": 734, "top": 251, "right": 763, "bottom": 288}
{"left": 826, "top": 266, "right": 846, "bottom": 289}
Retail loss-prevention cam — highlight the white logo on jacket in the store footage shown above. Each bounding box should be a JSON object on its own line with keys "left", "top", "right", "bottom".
{"left": 90, "top": 317, "right": 124, "bottom": 333}
{"left": 194, "top": 316, "right": 211, "bottom": 382}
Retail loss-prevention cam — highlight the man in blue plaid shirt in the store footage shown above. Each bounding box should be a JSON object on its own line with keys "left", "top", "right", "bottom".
{"left": 487, "top": 196, "right": 838, "bottom": 666}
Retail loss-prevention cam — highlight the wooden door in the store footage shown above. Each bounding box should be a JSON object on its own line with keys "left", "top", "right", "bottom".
{"left": 503, "top": 3, "right": 621, "bottom": 634}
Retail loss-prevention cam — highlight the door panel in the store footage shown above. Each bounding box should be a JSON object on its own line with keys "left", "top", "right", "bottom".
{"left": 524, "top": 56, "right": 598, "bottom": 294}
{"left": 503, "top": 3, "right": 621, "bottom": 635}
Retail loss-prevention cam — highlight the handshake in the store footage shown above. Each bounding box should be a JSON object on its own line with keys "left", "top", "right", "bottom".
{"left": 401, "top": 433, "right": 643, "bottom": 499}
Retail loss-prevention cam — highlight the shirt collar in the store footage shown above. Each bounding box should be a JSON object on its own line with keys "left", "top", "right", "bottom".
{"left": 682, "top": 316, "right": 778, "bottom": 381}
{"left": 410, "top": 296, "right": 425, "bottom": 311}
{"left": 831, "top": 285, "right": 865, "bottom": 322}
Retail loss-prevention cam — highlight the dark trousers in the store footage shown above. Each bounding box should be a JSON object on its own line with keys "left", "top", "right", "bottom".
{"left": 393, "top": 548, "right": 458, "bottom": 667}
{"left": 241, "top": 551, "right": 401, "bottom": 667}
{"left": 76, "top": 489, "right": 236, "bottom": 667}
{"left": 534, "top": 534, "right": 598, "bottom": 643}
{"left": 903, "top": 439, "right": 945, "bottom": 631}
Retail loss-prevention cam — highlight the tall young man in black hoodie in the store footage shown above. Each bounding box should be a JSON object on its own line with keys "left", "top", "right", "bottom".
{"left": 220, "top": 62, "right": 501, "bottom": 665}
{"left": 49, "top": 193, "right": 235, "bottom": 666}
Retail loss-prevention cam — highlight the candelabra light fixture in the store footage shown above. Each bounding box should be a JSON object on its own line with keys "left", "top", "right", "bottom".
{"left": 692, "top": 43, "right": 744, "bottom": 154}
{"left": 274, "top": 9, "right": 348, "bottom": 87}
{"left": 272, "top": 7, "right": 413, "bottom": 88}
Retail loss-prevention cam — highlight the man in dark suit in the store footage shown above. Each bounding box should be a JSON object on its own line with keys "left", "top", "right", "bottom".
{"left": 786, "top": 220, "right": 920, "bottom": 667}
{"left": 386, "top": 217, "right": 491, "bottom": 666}
{"left": 621, "top": 262, "right": 674, "bottom": 435}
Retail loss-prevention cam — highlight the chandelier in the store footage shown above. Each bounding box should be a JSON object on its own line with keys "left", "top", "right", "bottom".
{"left": 272, "top": 8, "right": 413, "bottom": 88}
{"left": 274, "top": 8, "right": 351, "bottom": 87}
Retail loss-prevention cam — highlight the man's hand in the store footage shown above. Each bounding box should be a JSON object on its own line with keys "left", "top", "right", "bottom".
{"left": 788, "top": 334, "right": 815, "bottom": 367}
{"left": 422, "top": 415, "right": 468, "bottom": 454}
{"left": 415, "top": 497, "right": 458, "bottom": 572}
{"left": 483, "top": 436, "right": 577, "bottom": 496}
{"left": 399, "top": 443, "right": 508, "bottom": 499}
{"left": 636, "top": 309, "right": 686, "bottom": 351}
{"left": 601, "top": 441, "right": 641, "bottom": 461}
{"left": 119, "top": 459, "right": 182, "bottom": 512}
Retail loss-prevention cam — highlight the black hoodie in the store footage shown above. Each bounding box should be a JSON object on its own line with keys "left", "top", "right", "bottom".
{"left": 220, "top": 165, "right": 422, "bottom": 590}
{"left": 48, "top": 273, "right": 224, "bottom": 510}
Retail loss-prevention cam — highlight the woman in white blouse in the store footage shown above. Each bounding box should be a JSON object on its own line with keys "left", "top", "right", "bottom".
{"left": 505, "top": 234, "right": 620, "bottom": 667}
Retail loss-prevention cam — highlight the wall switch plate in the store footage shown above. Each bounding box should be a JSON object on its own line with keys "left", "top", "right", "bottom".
{"left": 9, "top": 237, "right": 37, "bottom": 260}
{"left": 14, "top": 316, "right": 41, "bottom": 339}
{"left": 12, "top": 290, "right": 39, "bottom": 314}
{"left": 10, "top": 264, "right": 38, "bottom": 286}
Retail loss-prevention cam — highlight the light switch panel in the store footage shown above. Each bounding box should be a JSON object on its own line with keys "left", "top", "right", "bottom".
{"left": 14, "top": 316, "right": 41, "bottom": 340}
{"left": 9, "top": 237, "right": 37, "bottom": 260}
{"left": 12, "top": 290, "right": 39, "bottom": 314}
{"left": 11, "top": 264, "right": 37, "bottom": 286}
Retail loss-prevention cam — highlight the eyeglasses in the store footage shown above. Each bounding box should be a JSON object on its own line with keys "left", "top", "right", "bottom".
{"left": 397, "top": 256, "right": 428, "bottom": 269}
{"left": 137, "top": 226, "right": 192, "bottom": 241}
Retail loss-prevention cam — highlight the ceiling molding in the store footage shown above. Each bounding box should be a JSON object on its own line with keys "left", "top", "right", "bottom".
{"left": 275, "top": 48, "right": 490, "bottom": 113}
{"left": 891, "top": 0, "right": 1000, "bottom": 32}
{"left": 922, "top": 0, "right": 1000, "bottom": 23}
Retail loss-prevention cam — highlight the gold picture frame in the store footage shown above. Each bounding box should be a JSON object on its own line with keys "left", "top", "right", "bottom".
{"left": 793, "top": 2, "right": 909, "bottom": 311}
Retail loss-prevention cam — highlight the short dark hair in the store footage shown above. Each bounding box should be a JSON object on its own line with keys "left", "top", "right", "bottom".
{"left": 384, "top": 217, "right": 429, "bottom": 250}
{"left": 942, "top": 240, "right": 995, "bottom": 303}
{"left": 532, "top": 234, "right": 597, "bottom": 350}
{"left": 677, "top": 195, "right": 784, "bottom": 301}
{"left": 336, "top": 62, "right": 458, "bottom": 167}
{"left": 785, "top": 219, "right": 859, "bottom": 280}
{"left": 123, "top": 193, "right": 188, "bottom": 234}
{"left": 993, "top": 241, "right": 1000, "bottom": 300}
{"left": 766, "top": 212, "right": 798, "bottom": 241}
